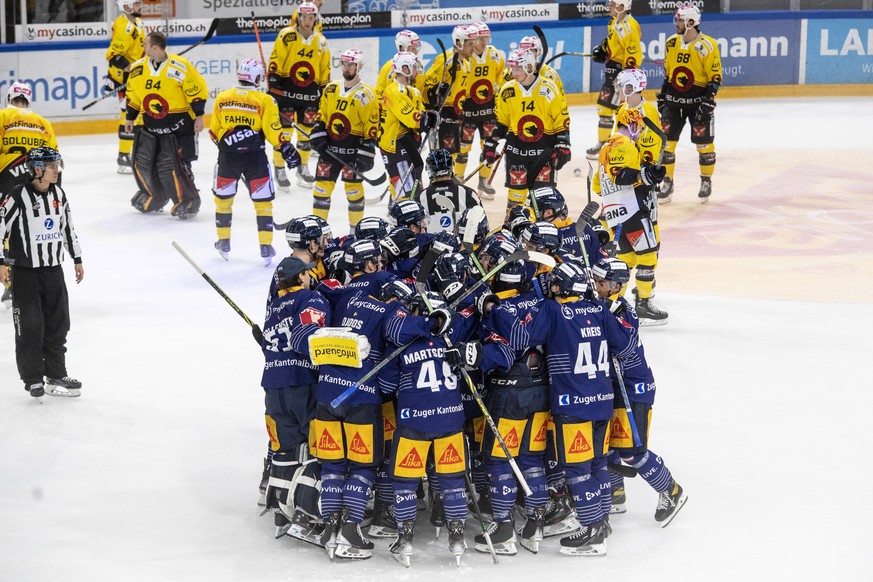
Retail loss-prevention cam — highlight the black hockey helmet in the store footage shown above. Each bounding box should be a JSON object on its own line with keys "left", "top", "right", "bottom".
{"left": 425, "top": 148, "right": 454, "bottom": 180}
{"left": 311, "top": 214, "right": 332, "bottom": 241}
{"left": 478, "top": 234, "right": 518, "bottom": 266}
{"left": 285, "top": 216, "right": 324, "bottom": 249}
{"left": 26, "top": 147, "right": 63, "bottom": 177}
{"left": 354, "top": 216, "right": 389, "bottom": 241}
{"left": 343, "top": 239, "right": 383, "bottom": 272}
{"left": 520, "top": 221, "right": 561, "bottom": 253}
{"left": 389, "top": 199, "right": 427, "bottom": 229}
{"left": 530, "top": 186, "right": 568, "bottom": 220}
{"left": 592, "top": 257, "right": 631, "bottom": 285}
{"left": 458, "top": 207, "right": 489, "bottom": 246}
{"left": 550, "top": 262, "right": 588, "bottom": 297}
{"left": 406, "top": 290, "right": 448, "bottom": 315}
{"left": 492, "top": 260, "right": 528, "bottom": 294}
{"left": 379, "top": 279, "right": 415, "bottom": 304}
{"left": 430, "top": 230, "right": 461, "bottom": 254}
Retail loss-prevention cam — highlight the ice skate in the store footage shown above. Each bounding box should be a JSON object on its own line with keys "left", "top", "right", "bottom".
{"left": 559, "top": 522, "right": 607, "bottom": 556}
{"left": 288, "top": 509, "right": 326, "bottom": 547}
{"left": 214, "top": 239, "right": 230, "bottom": 261}
{"left": 273, "top": 511, "right": 292, "bottom": 538}
{"left": 274, "top": 166, "right": 291, "bottom": 191}
{"left": 26, "top": 382, "right": 45, "bottom": 400}
{"left": 517, "top": 506, "right": 545, "bottom": 553}
{"left": 296, "top": 165, "right": 315, "bottom": 189}
{"left": 610, "top": 486, "right": 627, "bottom": 514}
{"left": 319, "top": 511, "right": 342, "bottom": 560}
{"left": 635, "top": 297, "right": 669, "bottom": 327}
{"left": 170, "top": 198, "right": 200, "bottom": 220}
{"left": 543, "top": 484, "right": 578, "bottom": 537}
{"left": 367, "top": 499, "right": 397, "bottom": 538}
{"left": 117, "top": 153, "right": 133, "bottom": 174}
{"left": 429, "top": 492, "right": 445, "bottom": 538}
{"left": 335, "top": 520, "right": 374, "bottom": 559}
{"left": 474, "top": 519, "right": 516, "bottom": 555}
{"left": 45, "top": 376, "right": 81, "bottom": 397}
{"left": 257, "top": 457, "right": 270, "bottom": 506}
{"left": 447, "top": 520, "right": 466, "bottom": 566}
{"left": 655, "top": 480, "right": 687, "bottom": 527}
{"left": 389, "top": 521, "right": 415, "bottom": 568}
{"left": 586, "top": 141, "right": 605, "bottom": 160}
{"left": 477, "top": 176, "right": 496, "bottom": 200}
{"left": 260, "top": 244, "right": 276, "bottom": 267}
{"left": 657, "top": 176, "right": 673, "bottom": 204}
{"left": 698, "top": 176, "right": 712, "bottom": 204}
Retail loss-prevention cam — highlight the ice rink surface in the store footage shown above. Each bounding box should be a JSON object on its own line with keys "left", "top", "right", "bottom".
{"left": 2, "top": 97, "right": 873, "bottom": 581}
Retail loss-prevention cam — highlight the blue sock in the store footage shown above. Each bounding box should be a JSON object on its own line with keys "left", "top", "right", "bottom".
{"left": 627, "top": 450, "right": 673, "bottom": 493}
{"left": 343, "top": 468, "right": 375, "bottom": 523}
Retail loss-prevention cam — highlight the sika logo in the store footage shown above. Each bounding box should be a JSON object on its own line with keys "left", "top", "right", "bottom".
{"left": 44, "top": 218, "right": 54, "bottom": 230}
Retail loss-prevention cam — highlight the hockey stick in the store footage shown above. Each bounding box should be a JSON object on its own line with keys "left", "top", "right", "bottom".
{"left": 171, "top": 241, "right": 257, "bottom": 330}
{"left": 415, "top": 250, "right": 533, "bottom": 497}
{"left": 251, "top": 11, "right": 268, "bottom": 70}
{"left": 82, "top": 19, "right": 219, "bottom": 111}
{"left": 545, "top": 51, "right": 591, "bottom": 66}
{"left": 283, "top": 119, "right": 387, "bottom": 186}
{"left": 462, "top": 162, "right": 486, "bottom": 185}
{"left": 329, "top": 249, "right": 551, "bottom": 408}
{"left": 612, "top": 356, "right": 643, "bottom": 448}
{"left": 466, "top": 464, "right": 498, "bottom": 563}
{"left": 461, "top": 205, "right": 487, "bottom": 277}
{"left": 533, "top": 25, "right": 548, "bottom": 75}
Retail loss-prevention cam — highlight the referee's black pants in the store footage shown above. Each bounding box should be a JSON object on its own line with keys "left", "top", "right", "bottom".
{"left": 11, "top": 265, "right": 70, "bottom": 386}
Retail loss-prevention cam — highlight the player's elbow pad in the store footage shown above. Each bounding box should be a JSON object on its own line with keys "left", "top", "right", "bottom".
{"left": 614, "top": 167, "right": 639, "bottom": 185}
{"left": 190, "top": 99, "right": 206, "bottom": 117}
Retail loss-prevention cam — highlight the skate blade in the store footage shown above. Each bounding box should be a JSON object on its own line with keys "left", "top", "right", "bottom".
{"left": 367, "top": 525, "right": 398, "bottom": 538}
{"left": 117, "top": 167, "right": 133, "bottom": 174}
{"left": 45, "top": 388, "right": 80, "bottom": 397}
{"left": 334, "top": 545, "right": 372, "bottom": 560}
{"left": 559, "top": 541, "right": 607, "bottom": 557}
{"left": 518, "top": 537, "right": 539, "bottom": 554}
{"left": 325, "top": 534, "right": 337, "bottom": 560}
{"left": 433, "top": 526, "right": 441, "bottom": 539}
{"left": 288, "top": 528, "right": 326, "bottom": 548}
{"left": 392, "top": 552, "right": 411, "bottom": 568}
{"left": 274, "top": 524, "right": 291, "bottom": 539}
{"left": 453, "top": 554, "right": 462, "bottom": 567}
{"left": 474, "top": 541, "right": 516, "bottom": 555}
{"left": 639, "top": 317, "right": 668, "bottom": 328}
{"left": 610, "top": 504, "right": 627, "bottom": 515}
{"left": 257, "top": 493, "right": 266, "bottom": 507}
{"left": 659, "top": 493, "right": 688, "bottom": 528}
{"left": 543, "top": 517, "right": 580, "bottom": 538}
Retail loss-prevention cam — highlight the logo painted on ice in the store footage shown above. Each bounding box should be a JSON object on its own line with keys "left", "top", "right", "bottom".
{"left": 558, "top": 394, "right": 569, "bottom": 406}
{"left": 44, "top": 218, "right": 54, "bottom": 230}
{"left": 400, "top": 408, "right": 410, "bottom": 419}
{"left": 439, "top": 216, "right": 452, "bottom": 228}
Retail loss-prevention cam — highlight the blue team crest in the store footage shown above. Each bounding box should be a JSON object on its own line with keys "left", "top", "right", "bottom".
{"left": 558, "top": 394, "right": 569, "bottom": 406}
{"left": 439, "top": 216, "right": 452, "bottom": 229}
{"left": 44, "top": 217, "right": 54, "bottom": 230}
{"left": 634, "top": 382, "right": 646, "bottom": 395}
{"left": 400, "top": 408, "right": 410, "bottom": 419}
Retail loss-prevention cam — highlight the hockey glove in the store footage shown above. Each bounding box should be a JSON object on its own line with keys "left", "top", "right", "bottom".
{"left": 427, "top": 308, "right": 452, "bottom": 335}
{"left": 251, "top": 324, "right": 265, "bottom": 347}
{"left": 553, "top": 142, "right": 572, "bottom": 171}
{"left": 279, "top": 141, "right": 301, "bottom": 169}
{"left": 380, "top": 227, "right": 418, "bottom": 263}
{"left": 103, "top": 77, "right": 121, "bottom": 96}
{"left": 355, "top": 140, "right": 377, "bottom": 172}
{"left": 699, "top": 97, "right": 716, "bottom": 116}
{"left": 603, "top": 240, "right": 618, "bottom": 258}
{"left": 592, "top": 41, "right": 608, "bottom": 64}
{"left": 420, "top": 109, "right": 441, "bottom": 133}
{"left": 604, "top": 60, "right": 622, "bottom": 80}
{"left": 640, "top": 163, "right": 666, "bottom": 186}
{"left": 592, "top": 223, "right": 611, "bottom": 246}
{"left": 427, "top": 82, "right": 451, "bottom": 107}
{"left": 481, "top": 137, "right": 500, "bottom": 165}
{"left": 308, "top": 122, "right": 329, "bottom": 154}
{"left": 444, "top": 341, "right": 483, "bottom": 369}
{"left": 474, "top": 292, "right": 499, "bottom": 318}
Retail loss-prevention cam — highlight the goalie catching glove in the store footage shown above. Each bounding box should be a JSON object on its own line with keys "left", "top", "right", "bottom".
{"left": 444, "top": 340, "right": 482, "bottom": 369}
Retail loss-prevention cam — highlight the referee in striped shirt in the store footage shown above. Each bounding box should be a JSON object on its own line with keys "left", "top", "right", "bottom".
{"left": 0, "top": 147, "right": 84, "bottom": 398}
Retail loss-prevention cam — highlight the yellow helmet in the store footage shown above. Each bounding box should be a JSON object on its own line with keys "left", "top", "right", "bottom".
{"left": 615, "top": 108, "right": 646, "bottom": 140}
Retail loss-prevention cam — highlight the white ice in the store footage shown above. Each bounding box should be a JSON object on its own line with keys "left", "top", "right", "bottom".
{"left": 1, "top": 97, "right": 872, "bottom": 581}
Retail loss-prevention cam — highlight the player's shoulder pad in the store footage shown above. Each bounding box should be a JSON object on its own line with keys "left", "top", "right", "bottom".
{"left": 499, "top": 84, "right": 515, "bottom": 100}
{"left": 355, "top": 85, "right": 375, "bottom": 106}
{"left": 665, "top": 36, "right": 678, "bottom": 49}
{"left": 696, "top": 35, "right": 718, "bottom": 55}
{"left": 128, "top": 60, "right": 144, "bottom": 78}
{"left": 281, "top": 29, "right": 297, "bottom": 44}
{"left": 324, "top": 82, "right": 338, "bottom": 94}
{"left": 168, "top": 56, "right": 190, "bottom": 72}
{"left": 538, "top": 81, "right": 557, "bottom": 100}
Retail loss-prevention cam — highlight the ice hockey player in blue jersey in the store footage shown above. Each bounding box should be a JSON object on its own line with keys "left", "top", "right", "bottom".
{"left": 312, "top": 239, "right": 396, "bottom": 560}
{"left": 260, "top": 256, "right": 331, "bottom": 542}
{"left": 591, "top": 257, "right": 687, "bottom": 527}
{"left": 530, "top": 186, "right": 605, "bottom": 262}
{"left": 514, "top": 261, "right": 637, "bottom": 556}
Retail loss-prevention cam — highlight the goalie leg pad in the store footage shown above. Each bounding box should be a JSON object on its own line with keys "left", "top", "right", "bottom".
{"left": 131, "top": 129, "right": 169, "bottom": 212}
{"left": 153, "top": 134, "right": 201, "bottom": 218}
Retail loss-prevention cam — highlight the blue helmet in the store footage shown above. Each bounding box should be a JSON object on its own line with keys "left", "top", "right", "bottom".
{"left": 285, "top": 216, "right": 323, "bottom": 249}
{"left": 550, "top": 262, "right": 588, "bottom": 297}
{"left": 504, "top": 204, "right": 536, "bottom": 238}
{"left": 592, "top": 257, "right": 631, "bottom": 285}
{"left": 354, "top": 216, "right": 389, "bottom": 241}
{"left": 379, "top": 279, "right": 415, "bottom": 304}
{"left": 520, "top": 221, "right": 561, "bottom": 253}
{"left": 406, "top": 290, "right": 448, "bottom": 314}
{"left": 530, "top": 186, "right": 568, "bottom": 220}
{"left": 389, "top": 199, "right": 427, "bottom": 229}
{"left": 430, "top": 230, "right": 461, "bottom": 254}
{"left": 343, "top": 239, "right": 382, "bottom": 271}
{"left": 492, "top": 260, "right": 528, "bottom": 294}
{"left": 478, "top": 235, "right": 518, "bottom": 266}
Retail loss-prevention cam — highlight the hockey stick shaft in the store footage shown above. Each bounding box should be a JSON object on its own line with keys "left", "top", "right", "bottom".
{"left": 462, "top": 162, "right": 486, "bottom": 184}
{"left": 465, "top": 469, "right": 498, "bottom": 563}
{"left": 545, "top": 51, "right": 591, "bottom": 66}
{"left": 171, "top": 241, "right": 256, "bottom": 329}
{"left": 533, "top": 25, "right": 548, "bottom": 75}
{"left": 82, "top": 19, "right": 219, "bottom": 111}
{"left": 612, "top": 356, "right": 642, "bottom": 448}
{"left": 486, "top": 149, "right": 504, "bottom": 186}
{"left": 251, "top": 12, "right": 268, "bottom": 70}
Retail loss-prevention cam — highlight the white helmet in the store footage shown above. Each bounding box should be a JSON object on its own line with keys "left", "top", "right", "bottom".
{"left": 614, "top": 68, "right": 647, "bottom": 94}
{"left": 452, "top": 24, "right": 477, "bottom": 49}
{"left": 675, "top": 4, "right": 701, "bottom": 27}
{"left": 507, "top": 48, "right": 537, "bottom": 76}
{"left": 392, "top": 51, "right": 421, "bottom": 78}
{"left": 237, "top": 58, "right": 264, "bottom": 86}
{"left": 7, "top": 81, "right": 32, "bottom": 107}
{"left": 116, "top": 0, "right": 138, "bottom": 14}
{"left": 341, "top": 49, "right": 365, "bottom": 69}
{"left": 295, "top": 1, "right": 319, "bottom": 18}
{"left": 612, "top": 0, "right": 632, "bottom": 11}
{"left": 519, "top": 35, "right": 543, "bottom": 58}
{"left": 394, "top": 29, "right": 421, "bottom": 53}
{"left": 474, "top": 22, "right": 491, "bottom": 41}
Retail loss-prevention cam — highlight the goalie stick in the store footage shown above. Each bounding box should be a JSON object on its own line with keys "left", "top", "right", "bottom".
{"left": 82, "top": 19, "right": 219, "bottom": 111}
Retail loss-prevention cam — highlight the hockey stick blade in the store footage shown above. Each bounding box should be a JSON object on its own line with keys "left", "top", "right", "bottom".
{"left": 83, "top": 19, "right": 218, "bottom": 111}
{"left": 545, "top": 51, "right": 591, "bottom": 66}
{"left": 526, "top": 250, "right": 556, "bottom": 269}
{"left": 609, "top": 462, "right": 638, "bottom": 478}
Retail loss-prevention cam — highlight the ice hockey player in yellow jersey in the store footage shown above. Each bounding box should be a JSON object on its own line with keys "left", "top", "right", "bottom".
{"left": 105, "top": 0, "right": 144, "bottom": 173}
{"left": 0, "top": 83, "right": 57, "bottom": 194}
{"left": 210, "top": 58, "right": 301, "bottom": 266}
{"left": 375, "top": 29, "right": 421, "bottom": 102}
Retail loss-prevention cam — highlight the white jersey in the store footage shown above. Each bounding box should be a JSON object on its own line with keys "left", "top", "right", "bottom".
{"left": 420, "top": 181, "right": 481, "bottom": 233}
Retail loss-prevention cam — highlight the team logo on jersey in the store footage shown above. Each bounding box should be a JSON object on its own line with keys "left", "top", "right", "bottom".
{"left": 451, "top": 90, "right": 467, "bottom": 116}
{"left": 400, "top": 408, "right": 410, "bottom": 419}
{"left": 469, "top": 79, "right": 494, "bottom": 105}
{"left": 299, "top": 307, "right": 326, "bottom": 326}
{"left": 634, "top": 382, "right": 646, "bottom": 395}
{"left": 670, "top": 66, "right": 696, "bottom": 92}
{"left": 509, "top": 165, "right": 526, "bottom": 186}
{"left": 44, "top": 218, "right": 54, "bottom": 230}
{"left": 517, "top": 115, "right": 544, "bottom": 143}
{"left": 439, "top": 216, "right": 452, "bottom": 229}
{"left": 561, "top": 305, "right": 575, "bottom": 320}
{"left": 327, "top": 113, "right": 351, "bottom": 141}
{"left": 559, "top": 394, "right": 570, "bottom": 406}
{"left": 143, "top": 94, "right": 170, "bottom": 119}
{"left": 290, "top": 61, "right": 316, "bottom": 87}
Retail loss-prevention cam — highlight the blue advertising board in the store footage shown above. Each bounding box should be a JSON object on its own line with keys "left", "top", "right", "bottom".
{"left": 804, "top": 18, "right": 873, "bottom": 84}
